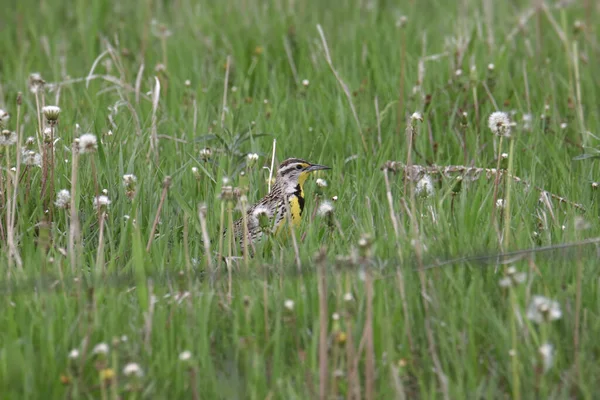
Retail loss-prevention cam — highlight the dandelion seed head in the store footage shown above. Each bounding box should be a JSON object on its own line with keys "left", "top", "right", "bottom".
{"left": 410, "top": 112, "right": 423, "bottom": 122}
{"left": 487, "top": 63, "right": 495, "bottom": 71}
{"left": 316, "top": 178, "right": 327, "bottom": 188}
{"left": 0, "top": 130, "right": 17, "bottom": 146}
{"left": 0, "top": 109, "right": 9, "bottom": 126}
{"left": 55, "top": 189, "right": 71, "bottom": 209}
{"left": 343, "top": 292, "right": 353, "bottom": 302}
{"left": 302, "top": 79, "right": 310, "bottom": 87}
{"left": 93, "top": 195, "right": 111, "bottom": 208}
{"left": 488, "top": 111, "right": 512, "bottom": 137}
{"left": 123, "top": 363, "right": 144, "bottom": 378}
{"left": 78, "top": 134, "right": 98, "bottom": 154}
{"left": 416, "top": 175, "right": 434, "bottom": 198}
{"left": 317, "top": 201, "right": 334, "bottom": 217}
{"left": 68, "top": 349, "right": 79, "bottom": 359}
{"left": 496, "top": 198, "right": 505, "bottom": 209}
{"left": 526, "top": 295, "right": 562, "bottom": 324}
{"left": 199, "top": 148, "right": 212, "bottom": 160}
{"left": 179, "top": 350, "right": 192, "bottom": 361}
{"left": 560, "top": 122, "right": 568, "bottom": 129}
{"left": 42, "top": 105, "right": 61, "bottom": 121}
{"left": 499, "top": 266, "right": 527, "bottom": 287}
{"left": 22, "top": 150, "right": 42, "bottom": 167}
{"left": 122, "top": 174, "right": 137, "bottom": 187}
{"left": 92, "top": 342, "right": 109, "bottom": 356}
{"left": 28, "top": 72, "right": 45, "bottom": 94}
{"left": 332, "top": 312, "right": 340, "bottom": 321}
{"left": 396, "top": 15, "right": 408, "bottom": 28}
{"left": 284, "top": 299, "right": 295, "bottom": 311}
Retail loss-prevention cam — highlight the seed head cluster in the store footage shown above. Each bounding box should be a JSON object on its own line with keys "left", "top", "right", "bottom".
{"left": 488, "top": 111, "right": 512, "bottom": 137}
{"left": 78, "top": 134, "right": 98, "bottom": 154}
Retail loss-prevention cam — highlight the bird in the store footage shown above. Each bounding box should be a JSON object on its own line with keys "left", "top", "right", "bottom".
{"left": 230, "top": 158, "right": 331, "bottom": 253}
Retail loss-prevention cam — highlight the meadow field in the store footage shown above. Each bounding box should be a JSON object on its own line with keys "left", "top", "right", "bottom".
{"left": 1, "top": 0, "right": 600, "bottom": 398}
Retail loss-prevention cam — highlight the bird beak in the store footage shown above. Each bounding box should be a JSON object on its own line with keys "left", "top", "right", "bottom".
{"left": 307, "top": 163, "right": 331, "bottom": 172}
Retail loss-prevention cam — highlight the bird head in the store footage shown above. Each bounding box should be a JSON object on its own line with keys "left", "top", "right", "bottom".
{"left": 275, "top": 158, "right": 331, "bottom": 193}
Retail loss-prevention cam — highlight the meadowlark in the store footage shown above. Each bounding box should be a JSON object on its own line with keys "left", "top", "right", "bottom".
{"left": 231, "top": 158, "right": 331, "bottom": 252}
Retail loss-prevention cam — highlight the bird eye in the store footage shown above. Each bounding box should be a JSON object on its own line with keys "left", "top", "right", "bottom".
{"left": 296, "top": 164, "right": 303, "bottom": 170}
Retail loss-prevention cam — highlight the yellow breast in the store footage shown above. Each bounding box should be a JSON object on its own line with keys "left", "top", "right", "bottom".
{"left": 288, "top": 194, "right": 303, "bottom": 226}
{"left": 274, "top": 191, "right": 304, "bottom": 236}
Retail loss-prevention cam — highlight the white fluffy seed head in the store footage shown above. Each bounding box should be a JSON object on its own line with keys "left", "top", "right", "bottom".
{"left": 200, "top": 148, "right": 212, "bottom": 160}
{"left": 526, "top": 296, "right": 562, "bottom": 324}
{"left": 122, "top": 174, "right": 137, "bottom": 187}
{"left": 179, "top": 351, "right": 192, "bottom": 361}
{"left": 317, "top": 201, "right": 334, "bottom": 217}
{"left": 92, "top": 342, "right": 109, "bottom": 356}
{"left": 42, "top": 105, "right": 61, "bottom": 121}
{"left": 93, "top": 195, "right": 111, "bottom": 208}
{"left": 316, "top": 178, "right": 327, "bottom": 188}
{"left": 284, "top": 299, "right": 295, "bottom": 311}
{"left": 55, "top": 189, "right": 71, "bottom": 209}
{"left": 415, "top": 175, "right": 435, "bottom": 198}
{"left": 22, "top": 150, "right": 42, "bottom": 167}
{"left": 123, "top": 363, "right": 144, "bottom": 377}
{"left": 68, "top": 349, "right": 80, "bottom": 359}
{"left": 488, "top": 112, "right": 512, "bottom": 137}
{"left": 0, "top": 109, "right": 9, "bottom": 126}
{"left": 410, "top": 112, "right": 423, "bottom": 122}
{"left": 0, "top": 130, "right": 17, "bottom": 146}
{"left": 78, "top": 134, "right": 98, "bottom": 154}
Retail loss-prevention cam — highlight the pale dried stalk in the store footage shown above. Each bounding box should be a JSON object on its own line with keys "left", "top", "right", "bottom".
{"left": 143, "top": 279, "right": 155, "bottom": 352}
{"left": 85, "top": 49, "right": 110, "bottom": 89}
{"left": 221, "top": 55, "right": 231, "bottom": 129}
{"left": 95, "top": 211, "right": 106, "bottom": 274}
{"left": 268, "top": 139, "right": 277, "bottom": 193}
{"left": 573, "top": 41, "right": 585, "bottom": 146}
{"left": 316, "top": 24, "right": 367, "bottom": 153}
{"left": 382, "top": 169, "right": 413, "bottom": 352}
{"left": 135, "top": 63, "right": 145, "bottom": 104}
{"left": 68, "top": 143, "right": 80, "bottom": 273}
{"left": 364, "top": 269, "right": 375, "bottom": 400}
{"left": 283, "top": 35, "right": 299, "bottom": 85}
{"left": 7, "top": 94, "right": 23, "bottom": 268}
{"left": 146, "top": 176, "right": 171, "bottom": 252}
{"left": 374, "top": 96, "right": 382, "bottom": 148}
{"left": 316, "top": 248, "right": 328, "bottom": 400}
{"left": 149, "top": 77, "right": 161, "bottom": 163}
{"left": 198, "top": 204, "right": 213, "bottom": 270}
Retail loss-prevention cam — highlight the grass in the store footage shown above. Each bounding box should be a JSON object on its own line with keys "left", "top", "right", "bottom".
{"left": 1, "top": 0, "right": 600, "bottom": 398}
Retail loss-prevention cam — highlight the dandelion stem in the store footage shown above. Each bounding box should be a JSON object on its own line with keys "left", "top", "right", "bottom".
{"left": 68, "top": 142, "right": 80, "bottom": 274}
{"left": 491, "top": 135, "right": 504, "bottom": 244}
{"left": 503, "top": 137, "right": 516, "bottom": 248}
